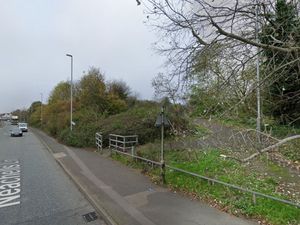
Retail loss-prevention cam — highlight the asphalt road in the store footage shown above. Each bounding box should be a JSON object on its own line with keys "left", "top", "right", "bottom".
{"left": 0, "top": 122, "right": 106, "bottom": 225}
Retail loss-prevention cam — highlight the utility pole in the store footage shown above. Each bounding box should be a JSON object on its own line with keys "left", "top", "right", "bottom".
{"left": 255, "top": 1, "right": 261, "bottom": 142}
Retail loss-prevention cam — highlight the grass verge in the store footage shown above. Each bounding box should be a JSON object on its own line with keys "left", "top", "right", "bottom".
{"left": 111, "top": 148, "right": 300, "bottom": 225}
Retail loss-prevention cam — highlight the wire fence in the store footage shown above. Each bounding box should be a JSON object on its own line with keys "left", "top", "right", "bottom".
{"left": 96, "top": 133, "right": 300, "bottom": 209}
{"left": 165, "top": 164, "right": 300, "bottom": 208}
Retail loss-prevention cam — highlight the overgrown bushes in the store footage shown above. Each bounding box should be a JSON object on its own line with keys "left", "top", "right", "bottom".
{"left": 96, "top": 101, "right": 161, "bottom": 146}
{"left": 25, "top": 67, "right": 188, "bottom": 148}
{"left": 59, "top": 101, "right": 190, "bottom": 148}
{"left": 28, "top": 93, "right": 190, "bottom": 148}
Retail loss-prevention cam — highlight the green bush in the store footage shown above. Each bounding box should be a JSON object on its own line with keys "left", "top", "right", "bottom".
{"left": 53, "top": 101, "right": 169, "bottom": 148}
{"left": 97, "top": 101, "right": 161, "bottom": 146}
{"left": 58, "top": 129, "right": 84, "bottom": 147}
{"left": 30, "top": 98, "right": 190, "bottom": 149}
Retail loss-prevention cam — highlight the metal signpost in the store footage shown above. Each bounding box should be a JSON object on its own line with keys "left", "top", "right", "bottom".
{"left": 155, "top": 106, "right": 170, "bottom": 184}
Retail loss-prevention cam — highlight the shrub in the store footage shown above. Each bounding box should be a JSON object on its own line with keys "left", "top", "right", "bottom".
{"left": 97, "top": 101, "right": 161, "bottom": 147}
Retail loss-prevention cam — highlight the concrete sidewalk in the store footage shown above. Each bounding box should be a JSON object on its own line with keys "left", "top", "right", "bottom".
{"left": 32, "top": 128, "right": 257, "bottom": 225}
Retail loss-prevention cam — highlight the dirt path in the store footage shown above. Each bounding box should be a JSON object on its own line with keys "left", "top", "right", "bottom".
{"left": 194, "top": 118, "right": 276, "bottom": 154}
{"left": 193, "top": 118, "right": 300, "bottom": 203}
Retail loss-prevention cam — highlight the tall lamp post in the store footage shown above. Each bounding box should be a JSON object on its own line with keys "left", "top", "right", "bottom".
{"left": 40, "top": 93, "right": 43, "bottom": 126}
{"left": 66, "top": 54, "right": 73, "bottom": 131}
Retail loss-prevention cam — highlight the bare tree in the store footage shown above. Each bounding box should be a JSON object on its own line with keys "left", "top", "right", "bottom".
{"left": 138, "top": 0, "right": 299, "bottom": 107}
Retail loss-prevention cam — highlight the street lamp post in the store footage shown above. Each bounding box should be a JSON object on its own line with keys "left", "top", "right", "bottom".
{"left": 40, "top": 93, "right": 43, "bottom": 126}
{"left": 255, "top": 1, "right": 261, "bottom": 143}
{"left": 66, "top": 54, "right": 73, "bottom": 131}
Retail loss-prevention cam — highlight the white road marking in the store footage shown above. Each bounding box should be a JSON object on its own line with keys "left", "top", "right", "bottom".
{"left": 0, "top": 160, "right": 21, "bottom": 208}
{"left": 53, "top": 152, "right": 67, "bottom": 159}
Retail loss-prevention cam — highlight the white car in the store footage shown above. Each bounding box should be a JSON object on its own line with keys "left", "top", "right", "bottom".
{"left": 18, "top": 123, "right": 28, "bottom": 132}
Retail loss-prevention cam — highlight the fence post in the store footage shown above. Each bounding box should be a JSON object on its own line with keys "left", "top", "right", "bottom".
{"left": 96, "top": 134, "right": 98, "bottom": 152}
{"left": 252, "top": 193, "right": 257, "bottom": 205}
{"left": 100, "top": 134, "right": 103, "bottom": 153}
{"left": 109, "top": 135, "right": 112, "bottom": 156}
{"left": 123, "top": 136, "right": 126, "bottom": 152}
{"left": 161, "top": 161, "right": 166, "bottom": 184}
{"left": 96, "top": 133, "right": 101, "bottom": 152}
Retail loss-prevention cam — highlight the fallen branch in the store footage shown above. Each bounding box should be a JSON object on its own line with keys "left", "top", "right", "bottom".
{"left": 226, "top": 135, "right": 300, "bottom": 163}
{"left": 245, "top": 129, "right": 280, "bottom": 142}
{"left": 241, "top": 135, "right": 300, "bottom": 162}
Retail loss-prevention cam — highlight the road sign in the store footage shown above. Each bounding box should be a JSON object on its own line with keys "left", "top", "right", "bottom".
{"left": 155, "top": 114, "right": 170, "bottom": 127}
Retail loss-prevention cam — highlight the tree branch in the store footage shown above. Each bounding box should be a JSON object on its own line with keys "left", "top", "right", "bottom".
{"left": 241, "top": 135, "right": 300, "bottom": 162}
{"left": 210, "top": 18, "right": 298, "bottom": 53}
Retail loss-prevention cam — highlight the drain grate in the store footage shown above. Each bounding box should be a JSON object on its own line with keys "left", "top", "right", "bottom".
{"left": 82, "top": 211, "right": 98, "bottom": 223}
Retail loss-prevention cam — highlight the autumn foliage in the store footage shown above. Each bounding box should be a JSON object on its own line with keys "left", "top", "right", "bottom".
{"left": 27, "top": 67, "right": 186, "bottom": 147}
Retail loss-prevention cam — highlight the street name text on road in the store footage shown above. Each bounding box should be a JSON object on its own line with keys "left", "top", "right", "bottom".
{"left": 0, "top": 159, "right": 21, "bottom": 208}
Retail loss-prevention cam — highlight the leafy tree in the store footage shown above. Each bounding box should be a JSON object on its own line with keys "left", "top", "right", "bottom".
{"left": 261, "top": 0, "right": 300, "bottom": 125}
{"left": 43, "top": 101, "right": 70, "bottom": 136}
{"left": 78, "top": 67, "right": 108, "bottom": 113}
{"left": 24, "top": 65, "right": 142, "bottom": 147}
{"left": 44, "top": 81, "right": 73, "bottom": 134}
{"left": 28, "top": 101, "right": 42, "bottom": 126}
{"left": 107, "top": 80, "right": 131, "bottom": 100}
{"left": 185, "top": 41, "right": 257, "bottom": 118}
{"left": 28, "top": 101, "right": 41, "bottom": 112}
{"left": 106, "top": 94, "right": 128, "bottom": 115}
{"left": 48, "top": 81, "right": 71, "bottom": 104}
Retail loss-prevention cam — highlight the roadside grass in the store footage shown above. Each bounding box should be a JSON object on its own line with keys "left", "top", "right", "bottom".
{"left": 111, "top": 148, "right": 300, "bottom": 225}
{"left": 269, "top": 125, "right": 300, "bottom": 139}
{"left": 217, "top": 117, "right": 257, "bottom": 129}
{"left": 194, "top": 124, "right": 211, "bottom": 137}
{"left": 165, "top": 149, "right": 299, "bottom": 225}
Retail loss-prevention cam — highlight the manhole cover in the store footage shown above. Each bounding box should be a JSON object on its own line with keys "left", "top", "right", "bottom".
{"left": 82, "top": 211, "right": 98, "bottom": 223}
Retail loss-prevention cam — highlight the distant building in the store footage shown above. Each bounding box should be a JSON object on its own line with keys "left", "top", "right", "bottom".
{"left": 0, "top": 113, "right": 12, "bottom": 121}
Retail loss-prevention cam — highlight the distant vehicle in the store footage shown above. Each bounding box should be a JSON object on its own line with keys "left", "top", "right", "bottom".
{"left": 0, "top": 113, "right": 11, "bottom": 121}
{"left": 18, "top": 123, "right": 28, "bottom": 132}
{"left": 11, "top": 115, "right": 19, "bottom": 125}
{"left": 10, "top": 127, "right": 23, "bottom": 137}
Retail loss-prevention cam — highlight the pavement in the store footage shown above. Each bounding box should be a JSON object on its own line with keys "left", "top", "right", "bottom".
{"left": 32, "top": 128, "right": 258, "bottom": 225}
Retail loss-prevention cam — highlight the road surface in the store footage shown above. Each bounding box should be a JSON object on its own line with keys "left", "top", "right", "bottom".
{"left": 0, "top": 121, "right": 106, "bottom": 225}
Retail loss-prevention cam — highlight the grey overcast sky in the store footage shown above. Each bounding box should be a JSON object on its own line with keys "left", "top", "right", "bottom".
{"left": 0, "top": 0, "right": 163, "bottom": 113}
